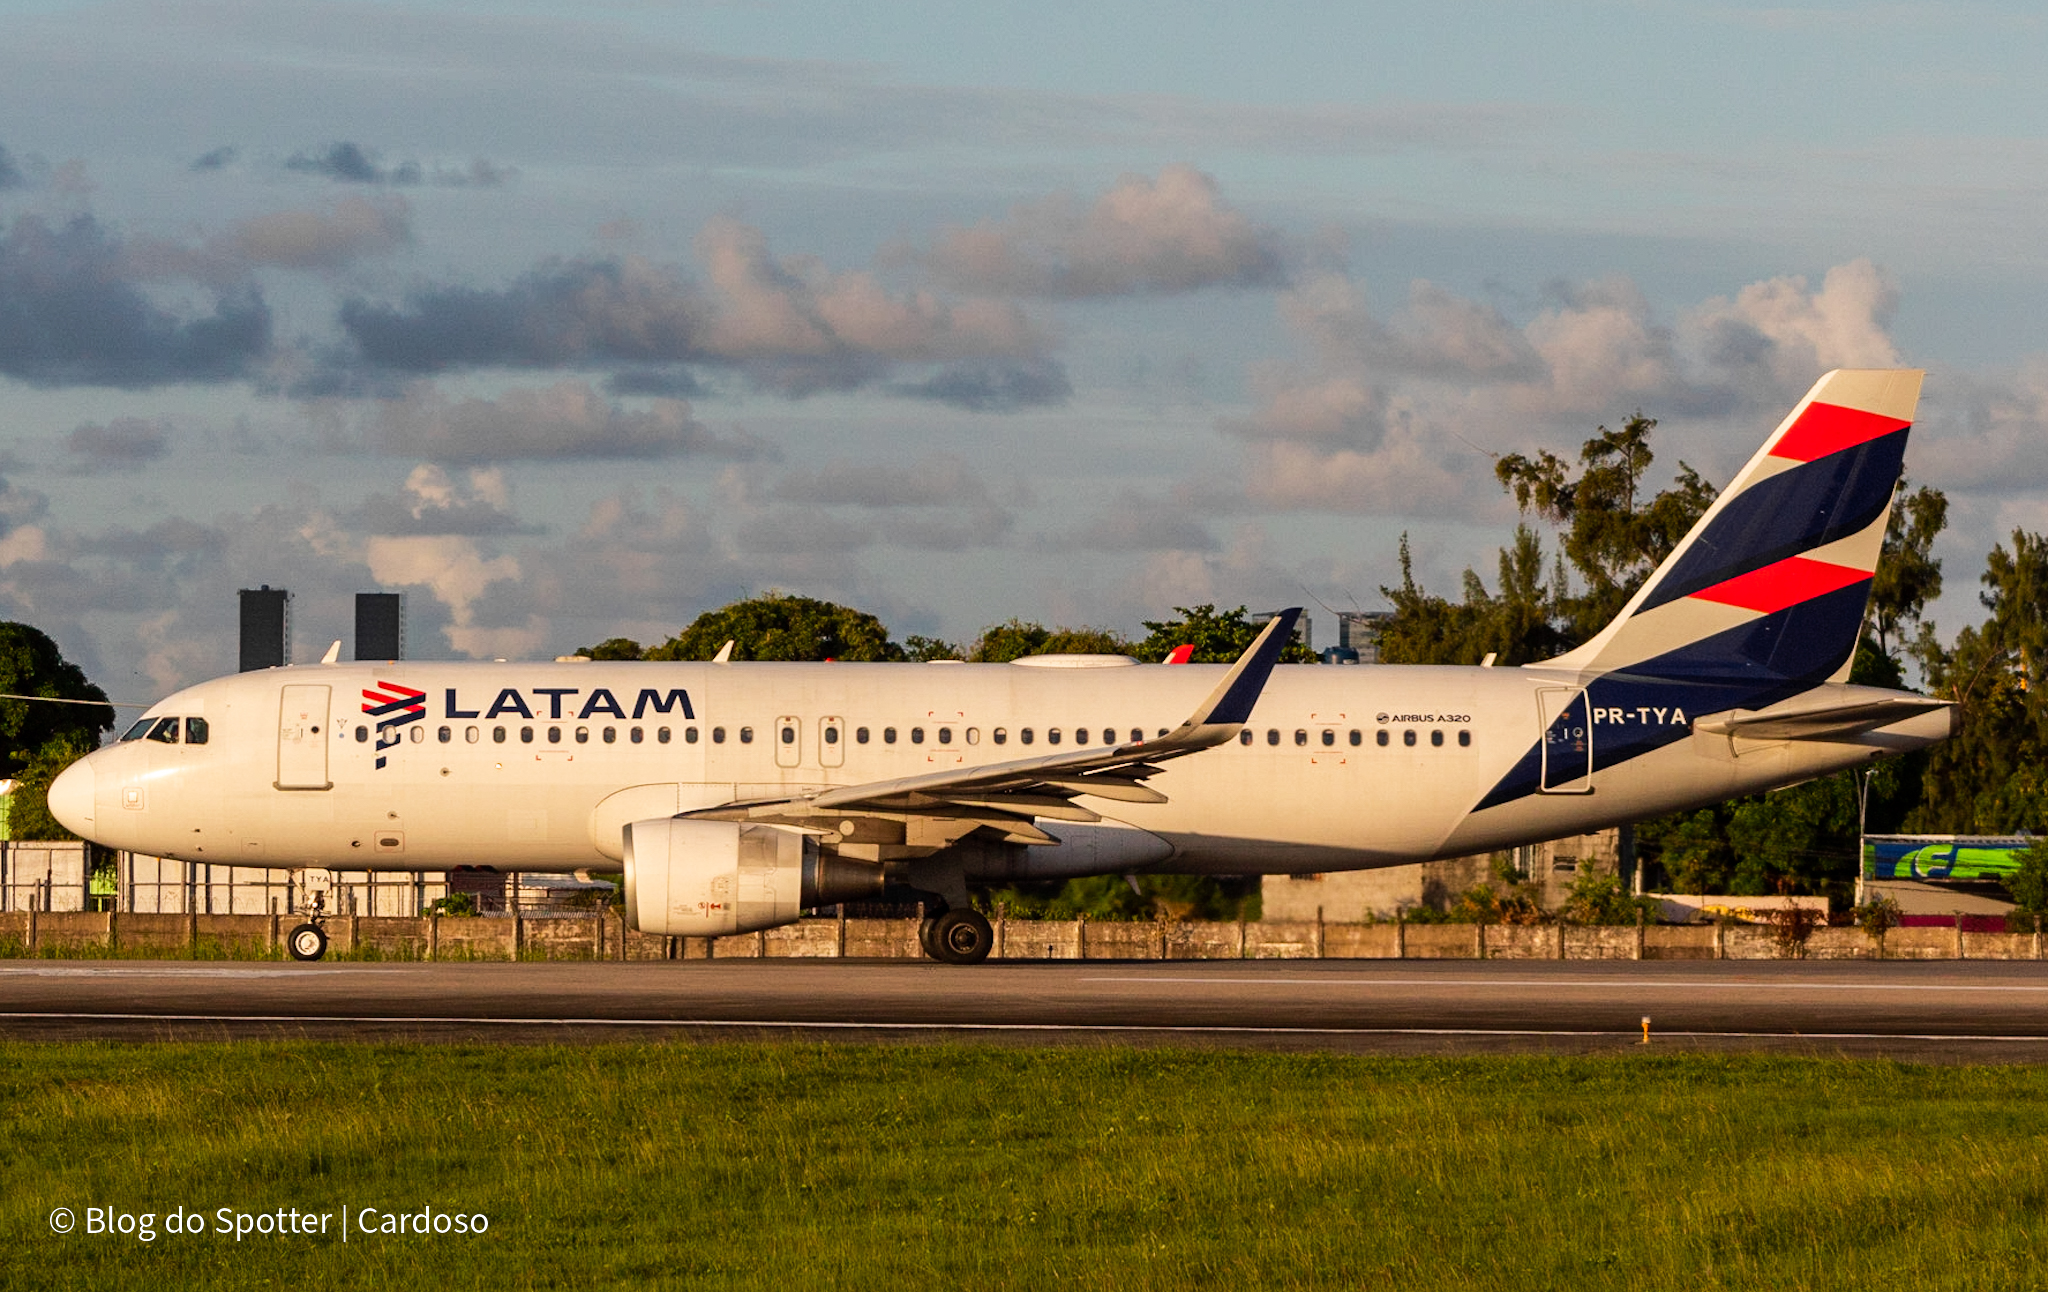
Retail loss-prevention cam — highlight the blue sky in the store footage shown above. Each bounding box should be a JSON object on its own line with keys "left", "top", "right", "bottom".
{"left": 0, "top": 0, "right": 2044, "bottom": 695}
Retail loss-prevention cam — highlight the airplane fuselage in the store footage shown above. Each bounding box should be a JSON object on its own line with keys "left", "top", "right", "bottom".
{"left": 58, "top": 656, "right": 1946, "bottom": 877}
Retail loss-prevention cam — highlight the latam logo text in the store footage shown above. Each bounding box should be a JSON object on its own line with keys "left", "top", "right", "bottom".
{"left": 442, "top": 687, "right": 696, "bottom": 722}
{"left": 1590, "top": 706, "right": 1688, "bottom": 726}
{"left": 362, "top": 683, "right": 427, "bottom": 769}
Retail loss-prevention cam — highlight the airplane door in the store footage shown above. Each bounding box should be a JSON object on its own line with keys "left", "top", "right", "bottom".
{"left": 819, "top": 716, "right": 845, "bottom": 768}
{"left": 1538, "top": 687, "right": 1593, "bottom": 794}
{"left": 277, "top": 684, "right": 333, "bottom": 790}
{"left": 773, "top": 715, "right": 801, "bottom": 769}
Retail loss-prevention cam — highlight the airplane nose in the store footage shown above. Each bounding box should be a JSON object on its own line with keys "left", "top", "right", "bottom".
{"left": 46, "top": 757, "right": 95, "bottom": 836}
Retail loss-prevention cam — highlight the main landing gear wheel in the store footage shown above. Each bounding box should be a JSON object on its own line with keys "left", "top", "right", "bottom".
{"left": 287, "top": 923, "right": 329, "bottom": 962}
{"left": 927, "top": 909, "right": 994, "bottom": 965}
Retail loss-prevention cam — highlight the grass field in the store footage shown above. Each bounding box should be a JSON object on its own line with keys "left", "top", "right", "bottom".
{"left": 4, "top": 1042, "right": 2045, "bottom": 1290}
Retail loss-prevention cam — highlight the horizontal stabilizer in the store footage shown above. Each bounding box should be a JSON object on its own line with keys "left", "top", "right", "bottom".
{"left": 1692, "top": 686, "right": 1953, "bottom": 741}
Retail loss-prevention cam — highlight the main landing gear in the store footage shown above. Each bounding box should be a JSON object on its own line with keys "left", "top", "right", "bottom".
{"left": 919, "top": 907, "right": 994, "bottom": 965}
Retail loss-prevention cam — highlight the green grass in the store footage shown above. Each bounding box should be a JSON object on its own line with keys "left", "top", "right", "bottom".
{"left": 5, "top": 1043, "right": 2046, "bottom": 1289}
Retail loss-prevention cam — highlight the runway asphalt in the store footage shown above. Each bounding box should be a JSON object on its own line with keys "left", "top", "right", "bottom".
{"left": 7, "top": 957, "right": 2048, "bottom": 1059}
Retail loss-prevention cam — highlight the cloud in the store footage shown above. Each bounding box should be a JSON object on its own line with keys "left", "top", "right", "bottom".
{"left": 190, "top": 145, "right": 237, "bottom": 172}
{"left": 890, "top": 359, "right": 1070, "bottom": 410}
{"left": 284, "top": 141, "right": 513, "bottom": 188}
{"left": 0, "top": 214, "right": 272, "bottom": 387}
{"left": 0, "top": 143, "right": 21, "bottom": 190}
{"left": 922, "top": 166, "right": 1285, "bottom": 298}
{"left": 342, "top": 464, "right": 539, "bottom": 536}
{"left": 126, "top": 197, "right": 412, "bottom": 287}
{"left": 334, "top": 216, "right": 1053, "bottom": 399}
{"left": 313, "top": 378, "right": 765, "bottom": 463}
{"left": 64, "top": 417, "right": 170, "bottom": 472}
{"left": 1055, "top": 491, "right": 1221, "bottom": 553}
{"left": 1218, "top": 259, "right": 1911, "bottom": 518}
{"left": 228, "top": 196, "right": 411, "bottom": 270}
{"left": 772, "top": 453, "right": 994, "bottom": 509}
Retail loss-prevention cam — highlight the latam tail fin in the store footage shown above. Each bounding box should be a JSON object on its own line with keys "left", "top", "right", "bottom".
{"left": 1543, "top": 368, "right": 1922, "bottom": 694}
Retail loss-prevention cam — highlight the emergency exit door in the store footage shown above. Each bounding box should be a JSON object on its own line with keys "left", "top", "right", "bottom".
{"left": 277, "top": 684, "right": 332, "bottom": 790}
{"left": 1537, "top": 687, "right": 1593, "bottom": 793}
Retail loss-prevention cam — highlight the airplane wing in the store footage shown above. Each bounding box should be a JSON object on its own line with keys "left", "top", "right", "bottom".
{"left": 687, "top": 608, "right": 1300, "bottom": 844}
{"left": 1692, "top": 686, "right": 1953, "bottom": 742}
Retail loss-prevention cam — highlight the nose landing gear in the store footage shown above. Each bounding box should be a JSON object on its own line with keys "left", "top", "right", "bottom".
{"left": 286, "top": 921, "right": 329, "bottom": 961}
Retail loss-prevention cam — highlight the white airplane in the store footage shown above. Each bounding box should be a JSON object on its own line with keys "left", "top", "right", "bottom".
{"left": 49, "top": 369, "right": 1951, "bottom": 963}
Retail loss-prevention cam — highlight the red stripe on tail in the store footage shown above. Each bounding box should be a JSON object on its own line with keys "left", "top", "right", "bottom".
{"left": 1689, "top": 556, "right": 1870, "bottom": 615}
{"left": 1769, "top": 401, "right": 1909, "bottom": 463}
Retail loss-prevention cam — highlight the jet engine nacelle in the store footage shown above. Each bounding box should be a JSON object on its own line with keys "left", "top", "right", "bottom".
{"left": 622, "top": 818, "right": 883, "bottom": 936}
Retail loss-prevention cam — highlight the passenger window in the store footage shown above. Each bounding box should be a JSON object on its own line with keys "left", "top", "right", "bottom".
{"left": 121, "top": 718, "right": 153, "bottom": 741}
{"left": 658, "top": 727, "right": 671, "bottom": 744}
{"left": 149, "top": 717, "right": 181, "bottom": 743}
{"left": 1294, "top": 730, "right": 1308, "bottom": 746}
{"left": 1403, "top": 730, "right": 1417, "bottom": 747}
{"left": 1047, "top": 728, "right": 1061, "bottom": 746}
{"left": 1131, "top": 728, "right": 1143, "bottom": 743}
{"left": 185, "top": 717, "right": 209, "bottom": 745}
{"left": 686, "top": 727, "right": 699, "bottom": 744}
{"left": 856, "top": 727, "right": 870, "bottom": 744}
{"left": 1376, "top": 730, "right": 1389, "bottom": 747}
{"left": 466, "top": 726, "right": 480, "bottom": 743}
{"left": 1265, "top": 729, "right": 1279, "bottom": 746}
{"left": 739, "top": 727, "right": 753, "bottom": 744}
{"left": 1321, "top": 729, "right": 1335, "bottom": 746}
{"left": 494, "top": 725, "right": 507, "bottom": 743}
{"left": 1459, "top": 730, "right": 1471, "bottom": 747}
{"left": 547, "top": 726, "right": 561, "bottom": 743}
{"left": 1349, "top": 730, "right": 1361, "bottom": 746}
{"left": 938, "top": 727, "right": 952, "bottom": 744}
{"left": 1431, "top": 729, "right": 1444, "bottom": 747}
{"left": 884, "top": 727, "right": 898, "bottom": 744}
{"left": 438, "top": 725, "right": 451, "bottom": 743}
{"left": 409, "top": 726, "right": 425, "bottom": 743}
{"left": 965, "top": 728, "right": 979, "bottom": 745}
{"left": 1157, "top": 728, "right": 1168, "bottom": 738}
{"left": 1239, "top": 730, "right": 1252, "bottom": 745}
{"left": 354, "top": 726, "right": 368, "bottom": 744}
{"left": 709, "top": 727, "right": 722, "bottom": 744}
{"left": 825, "top": 726, "right": 840, "bottom": 745}
{"left": 993, "top": 728, "right": 1007, "bottom": 745}
{"left": 575, "top": 727, "right": 589, "bottom": 744}
{"left": 603, "top": 727, "right": 616, "bottom": 744}
{"left": 910, "top": 727, "right": 925, "bottom": 744}
{"left": 521, "top": 726, "right": 535, "bottom": 744}
{"left": 1020, "top": 729, "right": 1034, "bottom": 745}
{"left": 637, "top": 727, "right": 650, "bottom": 744}
{"left": 781, "top": 724, "right": 796, "bottom": 745}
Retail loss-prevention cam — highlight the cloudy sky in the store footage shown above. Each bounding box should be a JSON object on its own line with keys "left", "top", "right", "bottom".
{"left": 2, "top": 0, "right": 2046, "bottom": 697}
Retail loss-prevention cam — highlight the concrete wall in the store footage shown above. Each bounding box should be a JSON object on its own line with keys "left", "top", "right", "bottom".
{"left": 5, "top": 910, "right": 2044, "bottom": 962}
{"left": 1262, "top": 828, "right": 1628, "bottom": 921}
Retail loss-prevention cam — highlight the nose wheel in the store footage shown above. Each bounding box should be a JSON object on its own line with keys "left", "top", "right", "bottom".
{"left": 286, "top": 922, "right": 329, "bottom": 962}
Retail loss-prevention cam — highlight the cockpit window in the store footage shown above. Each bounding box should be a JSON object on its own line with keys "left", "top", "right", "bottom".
{"left": 146, "top": 716, "right": 180, "bottom": 744}
{"left": 121, "top": 718, "right": 155, "bottom": 741}
{"left": 185, "top": 717, "right": 209, "bottom": 746}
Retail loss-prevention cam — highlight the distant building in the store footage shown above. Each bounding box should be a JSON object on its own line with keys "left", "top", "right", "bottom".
{"left": 1336, "top": 611, "right": 1393, "bottom": 664}
{"left": 355, "top": 592, "right": 405, "bottom": 661}
{"left": 238, "top": 586, "right": 290, "bottom": 671}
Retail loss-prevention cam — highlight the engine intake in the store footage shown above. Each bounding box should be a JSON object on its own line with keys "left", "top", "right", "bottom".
{"left": 623, "top": 818, "right": 883, "bottom": 936}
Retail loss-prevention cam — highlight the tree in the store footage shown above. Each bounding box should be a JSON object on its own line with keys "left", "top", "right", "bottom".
{"left": 966, "top": 620, "right": 1131, "bottom": 663}
{"left": 2003, "top": 839, "right": 2048, "bottom": 922}
{"left": 10, "top": 731, "right": 95, "bottom": 841}
{"left": 1129, "top": 605, "right": 1317, "bottom": 664}
{"left": 0, "top": 622, "right": 113, "bottom": 777}
{"left": 1907, "top": 529, "right": 2048, "bottom": 834}
{"left": 1377, "top": 527, "right": 1570, "bottom": 666}
{"left": 644, "top": 594, "right": 906, "bottom": 663}
{"left": 1493, "top": 413, "right": 1718, "bottom": 641}
{"left": 1867, "top": 481, "right": 1948, "bottom": 662}
{"left": 576, "top": 637, "right": 645, "bottom": 661}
